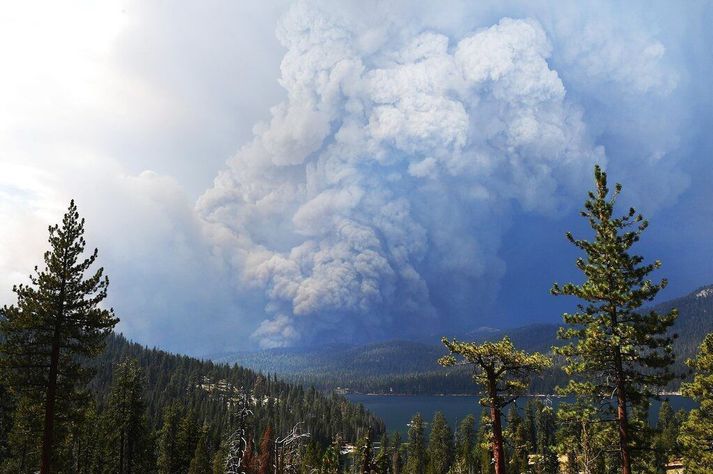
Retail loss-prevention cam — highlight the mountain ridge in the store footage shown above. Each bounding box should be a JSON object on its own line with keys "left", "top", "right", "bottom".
{"left": 210, "top": 283, "right": 713, "bottom": 394}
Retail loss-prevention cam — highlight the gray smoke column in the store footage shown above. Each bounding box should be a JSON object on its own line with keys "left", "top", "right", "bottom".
{"left": 197, "top": 1, "right": 680, "bottom": 348}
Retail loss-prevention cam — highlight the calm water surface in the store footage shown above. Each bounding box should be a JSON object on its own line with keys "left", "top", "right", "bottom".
{"left": 346, "top": 394, "right": 696, "bottom": 435}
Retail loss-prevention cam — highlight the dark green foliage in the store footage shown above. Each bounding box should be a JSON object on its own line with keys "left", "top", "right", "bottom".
{"left": 177, "top": 411, "right": 201, "bottom": 472}
{"left": 531, "top": 400, "right": 557, "bottom": 473}
{"left": 390, "top": 432, "right": 403, "bottom": 474}
{"left": 0, "top": 200, "right": 118, "bottom": 472}
{"left": 211, "top": 445, "right": 226, "bottom": 474}
{"left": 320, "top": 436, "right": 342, "bottom": 474}
{"left": 157, "top": 403, "right": 183, "bottom": 474}
{"left": 188, "top": 429, "right": 212, "bottom": 474}
{"left": 0, "top": 382, "right": 14, "bottom": 465}
{"left": 354, "top": 432, "right": 375, "bottom": 473}
{"left": 72, "top": 405, "right": 106, "bottom": 474}
{"left": 91, "top": 333, "right": 383, "bottom": 447}
{"left": 552, "top": 165, "right": 677, "bottom": 473}
{"left": 453, "top": 414, "right": 476, "bottom": 472}
{"left": 504, "top": 408, "right": 528, "bottom": 474}
{"left": 555, "top": 400, "right": 613, "bottom": 474}
{"left": 679, "top": 333, "right": 713, "bottom": 472}
{"left": 475, "top": 410, "right": 492, "bottom": 474}
{"left": 406, "top": 413, "right": 427, "bottom": 474}
{"left": 439, "top": 337, "right": 551, "bottom": 474}
{"left": 103, "top": 358, "right": 153, "bottom": 473}
{"left": 653, "top": 401, "right": 682, "bottom": 470}
{"left": 426, "top": 411, "right": 453, "bottom": 474}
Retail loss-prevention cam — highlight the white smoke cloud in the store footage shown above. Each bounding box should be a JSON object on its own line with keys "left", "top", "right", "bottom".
{"left": 198, "top": 2, "right": 616, "bottom": 348}
{"left": 1, "top": 0, "right": 696, "bottom": 353}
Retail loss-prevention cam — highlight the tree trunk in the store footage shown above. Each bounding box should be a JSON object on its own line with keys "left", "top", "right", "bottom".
{"left": 40, "top": 326, "right": 61, "bottom": 474}
{"left": 611, "top": 305, "right": 632, "bottom": 474}
{"left": 41, "top": 256, "right": 68, "bottom": 474}
{"left": 486, "top": 371, "right": 506, "bottom": 474}
{"left": 614, "top": 348, "right": 632, "bottom": 474}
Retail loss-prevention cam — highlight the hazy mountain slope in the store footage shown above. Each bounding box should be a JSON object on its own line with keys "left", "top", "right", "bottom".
{"left": 212, "top": 284, "right": 713, "bottom": 394}
{"left": 211, "top": 340, "right": 446, "bottom": 378}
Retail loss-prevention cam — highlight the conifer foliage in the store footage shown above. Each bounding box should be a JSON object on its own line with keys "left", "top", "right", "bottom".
{"left": 552, "top": 165, "right": 677, "bottom": 474}
{"left": 439, "top": 337, "right": 551, "bottom": 474}
{"left": 104, "top": 358, "right": 152, "bottom": 473}
{"left": 426, "top": 411, "right": 453, "bottom": 474}
{"left": 0, "top": 200, "right": 118, "bottom": 473}
{"left": 678, "top": 333, "right": 713, "bottom": 472}
{"left": 405, "top": 413, "right": 427, "bottom": 474}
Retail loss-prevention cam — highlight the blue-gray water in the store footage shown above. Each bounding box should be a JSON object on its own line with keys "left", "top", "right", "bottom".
{"left": 346, "top": 394, "right": 696, "bottom": 436}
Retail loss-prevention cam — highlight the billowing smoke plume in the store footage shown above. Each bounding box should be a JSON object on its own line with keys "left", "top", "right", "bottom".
{"left": 198, "top": 1, "right": 681, "bottom": 348}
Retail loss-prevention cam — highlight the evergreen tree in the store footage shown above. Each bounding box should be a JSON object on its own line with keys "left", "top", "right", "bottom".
{"left": 72, "top": 405, "right": 105, "bottom": 474}
{"left": 373, "top": 433, "right": 390, "bottom": 473}
{"left": 504, "top": 408, "right": 528, "bottom": 474}
{"left": 355, "top": 432, "right": 374, "bottom": 473}
{"left": 678, "top": 333, "right": 713, "bottom": 472}
{"left": 551, "top": 165, "right": 677, "bottom": 474}
{"left": 522, "top": 402, "right": 537, "bottom": 455}
{"left": 533, "top": 401, "right": 557, "bottom": 474}
{"left": 104, "top": 358, "right": 152, "bottom": 473}
{"left": 1, "top": 395, "right": 41, "bottom": 473}
{"left": 301, "top": 442, "right": 322, "bottom": 473}
{"left": 211, "top": 445, "right": 226, "bottom": 474}
{"left": 653, "top": 400, "right": 681, "bottom": 470}
{"left": 321, "top": 436, "right": 342, "bottom": 474}
{"left": 555, "top": 400, "right": 613, "bottom": 474}
{"left": 405, "top": 413, "right": 427, "bottom": 474}
{"left": 427, "top": 411, "right": 453, "bottom": 474}
{"left": 188, "top": 429, "right": 212, "bottom": 474}
{"left": 0, "top": 382, "right": 13, "bottom": 466}
{"left": 454, "top": 415, "right": 476, "bottom": 473}
{"left": 0, "top": 200, "right": 118, "bottom": 473}
{"left": 177, "top": 412, "right": 201, "bottom": 472}
{"left": 474, "top": 411, "right": 492, "bottom": 474}
{"left": 390, "top": 432, "right": 403, "bottom": 474}
{"left": 439, "top": 337, "right": 551, "bottom": 474}
{"left": 157, "top": 403, "right": 183, "bottom": 474}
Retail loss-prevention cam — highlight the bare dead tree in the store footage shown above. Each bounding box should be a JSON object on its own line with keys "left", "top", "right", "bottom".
{"left": 274, "top": 422, "right": 311, "bottom": 474}
{"left": 225, "top": 389, "right": 253, "bottom": 474}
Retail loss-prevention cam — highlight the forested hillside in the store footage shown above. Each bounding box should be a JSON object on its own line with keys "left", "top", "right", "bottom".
{"left": 92, "top": 333, "right": 384, "bottom": 440}
{"left": 0, "top": 331, "right": 384, "bottom": 472}
{"left": 216, "top": 285, "right": 713, "bottom": 395}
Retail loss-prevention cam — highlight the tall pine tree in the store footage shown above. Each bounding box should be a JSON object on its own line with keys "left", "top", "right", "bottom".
{"left": 0, "top": 200, "right": 118, "bottom": 473}
{"left": 426, "top": 411, "right": 453, "bottom": 474}
{"left": 439, "top": 337, "right": 550, "bottom": 474}
{"left": 405, "top": 413, "right": 427, "bottom": 474}
{"left": 678, "top": 333, "right": 713, "bottom": 473}
{"left": 188, "top": 428, "right": 212, "bottom": 474}
{"left": 103, "top": 358, "right": 152, "bottom": 473}
{"left": 454, "top": 414, "right": 476, "bottom": 473}
{"left": 552, "top": 165, "right": 677, "bottom": 474}
{"left": 157, "top": 403, "right": 183, "bottom": 474}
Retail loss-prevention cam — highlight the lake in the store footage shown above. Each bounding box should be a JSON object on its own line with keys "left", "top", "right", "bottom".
{"left": 346, "top": 394, "right": 696, "bottom": 436}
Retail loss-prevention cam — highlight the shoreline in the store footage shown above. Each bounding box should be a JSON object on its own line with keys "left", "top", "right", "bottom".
{"left": 345, "top": 392, "right": 683, "bottom": 397}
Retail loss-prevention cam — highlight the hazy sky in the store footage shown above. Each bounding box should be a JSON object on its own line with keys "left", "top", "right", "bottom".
{"left": 1, "top": 0, "right": 711, "bottom": 354}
